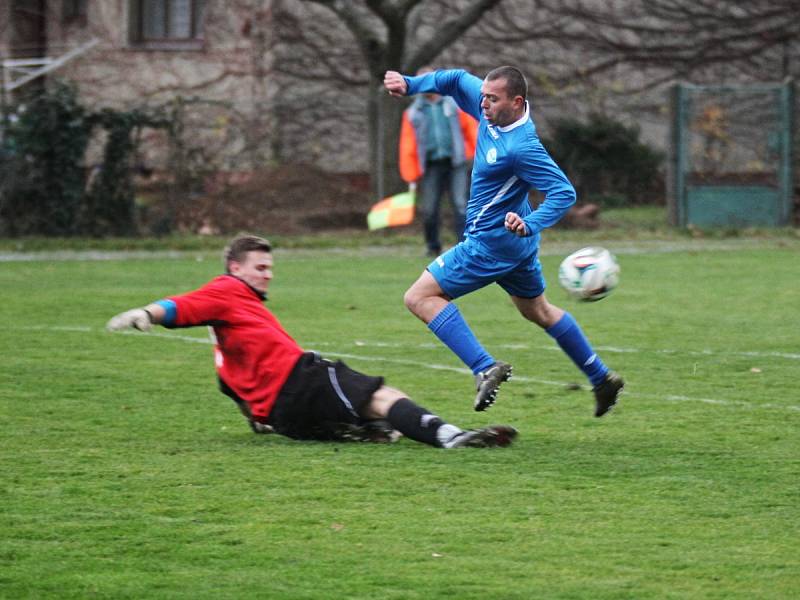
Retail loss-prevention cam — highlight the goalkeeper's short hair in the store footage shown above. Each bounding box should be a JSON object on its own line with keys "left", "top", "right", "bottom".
{"left": 224, "top": 234, "right": 272, "bottom": 271}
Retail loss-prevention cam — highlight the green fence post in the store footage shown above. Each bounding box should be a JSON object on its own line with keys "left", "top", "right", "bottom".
{"left": 672, "top": 83, "right": 687, "bottom": 227}
{"left": 780, "top": 79, "right": 795, "bottom": 225}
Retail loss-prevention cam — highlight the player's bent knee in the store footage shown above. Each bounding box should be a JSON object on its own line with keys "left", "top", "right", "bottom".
{"left": 403, "top": 287, "right": 421, "bottom": 313}
{"left": 363, "top": 386, "right": 405, "bottom": 419}
{"left": 513, "top": 294, "right": 562, "bottom": 328}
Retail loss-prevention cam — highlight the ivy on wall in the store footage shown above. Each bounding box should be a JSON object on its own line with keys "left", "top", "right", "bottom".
{"left": 0, "top": 82, "right": 169, "bottom": 237}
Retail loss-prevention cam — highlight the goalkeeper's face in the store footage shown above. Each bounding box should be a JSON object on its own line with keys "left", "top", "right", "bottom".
{"left": 229, "top": 250, "right": 273, "bottom": 295}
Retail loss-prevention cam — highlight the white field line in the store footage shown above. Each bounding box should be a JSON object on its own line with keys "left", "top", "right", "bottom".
{"left": 16, "top": 326, "right": 800, "bottom": 361}
{"left": 0, "top": 250, "right": 190, "bottom": 262}
{"left": 309, "top": 339, "right": 800, "bottom": 362}
{"left": 19, "top": 325, "right": 798, "bottom": 414}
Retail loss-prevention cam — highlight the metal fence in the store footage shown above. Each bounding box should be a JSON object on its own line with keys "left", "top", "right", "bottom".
{"left": 669, "top": 80, "right": 795, "bottom": 227}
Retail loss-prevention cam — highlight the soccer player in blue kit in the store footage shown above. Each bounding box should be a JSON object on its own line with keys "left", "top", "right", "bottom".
{"left": 384, "top": 66, "right": 624, "bottom": 417}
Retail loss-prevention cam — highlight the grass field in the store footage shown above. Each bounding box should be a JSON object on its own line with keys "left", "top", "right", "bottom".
{"left": 2, "top": 234, "right": 799, "bottom": 598}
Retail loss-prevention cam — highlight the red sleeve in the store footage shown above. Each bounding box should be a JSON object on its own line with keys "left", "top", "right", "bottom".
{"left": 169, "top": 276, "right": 233, "bottom": 327}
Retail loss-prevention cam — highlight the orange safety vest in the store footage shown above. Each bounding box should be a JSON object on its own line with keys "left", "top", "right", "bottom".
{"left": 398, "top": 106, "right": 478, "bottom": 183}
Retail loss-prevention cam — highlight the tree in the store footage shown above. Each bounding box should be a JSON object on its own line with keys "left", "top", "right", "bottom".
{"left": 280, "top": 0, "right": 504, "bottom": 198}
{"left": 473, "top": 0, "right": 800, "bottom": 92}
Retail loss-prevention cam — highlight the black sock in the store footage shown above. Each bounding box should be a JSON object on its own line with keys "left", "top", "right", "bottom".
{"left": 387, "top": 398, "right": 447, "bottom": 447}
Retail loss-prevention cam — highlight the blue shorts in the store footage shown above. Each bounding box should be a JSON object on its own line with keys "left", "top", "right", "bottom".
{"left": 427, "top": 238, "right": 545, "bottom": 299}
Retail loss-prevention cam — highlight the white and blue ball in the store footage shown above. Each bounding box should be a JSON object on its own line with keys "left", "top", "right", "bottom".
{"left": 558, "top": 246, "right": 620, "bottom": 301}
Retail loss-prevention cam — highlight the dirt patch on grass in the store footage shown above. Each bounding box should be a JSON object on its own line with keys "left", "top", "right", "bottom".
{"left": 172, "top": 164, "right": 377, "bottom": 235}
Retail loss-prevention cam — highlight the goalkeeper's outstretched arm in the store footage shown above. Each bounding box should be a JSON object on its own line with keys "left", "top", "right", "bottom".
{"left": 106, "top": 302, "right": 166, "bottom": 332}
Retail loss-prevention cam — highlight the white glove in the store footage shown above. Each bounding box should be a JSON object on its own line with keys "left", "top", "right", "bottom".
{"left": 106, "top": 308, "right": 152, "bottom": 332}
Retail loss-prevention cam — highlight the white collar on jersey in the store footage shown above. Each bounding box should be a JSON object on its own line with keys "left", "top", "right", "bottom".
{"left": 495, "top": 100, "right": 530, "bottom": 133}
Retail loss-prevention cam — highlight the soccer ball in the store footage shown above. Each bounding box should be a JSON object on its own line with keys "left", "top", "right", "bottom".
{"left": 558, "top": 246, "right": 620, "bottom": 301}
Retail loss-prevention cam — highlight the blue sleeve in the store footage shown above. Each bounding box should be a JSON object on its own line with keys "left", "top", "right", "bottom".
{"left": 155, "top": 299, "right": 177, "bottom": 327}
{"left": 404, "top": 69, "right": 483, "bottom": 121}
{"left": 516, "top": 139, "right": 577, "bottom": 235}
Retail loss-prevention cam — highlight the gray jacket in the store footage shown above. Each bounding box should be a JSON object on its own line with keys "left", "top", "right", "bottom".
{"left": 406, "top": 96, "right": 469, "bottom": 172}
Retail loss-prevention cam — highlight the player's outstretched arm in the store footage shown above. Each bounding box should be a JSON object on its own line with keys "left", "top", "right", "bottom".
{"left": 383, "top": 70, "right": 408, "bottom": 97}
{"left": 106, "top": 303, "right": 166, "bottom": 332}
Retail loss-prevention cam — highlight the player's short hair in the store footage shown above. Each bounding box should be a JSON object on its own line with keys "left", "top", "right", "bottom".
{"left": 485, "top": 66, "right": 527, "bottom": 101}
{"left": 224, "top": 234, "right": 272, "bottom": 271}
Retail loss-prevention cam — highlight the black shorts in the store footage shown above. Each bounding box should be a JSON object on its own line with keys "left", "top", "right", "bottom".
{"left": 267, "top": 352, "right": 384, "bottom": 441}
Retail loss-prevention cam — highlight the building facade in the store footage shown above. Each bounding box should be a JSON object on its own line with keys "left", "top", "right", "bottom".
{"left": 2, "top": 0, "right": 282, "bottom": 172}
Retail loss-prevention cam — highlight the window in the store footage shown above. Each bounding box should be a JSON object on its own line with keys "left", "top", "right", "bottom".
{"left": 63, "top": 0, "right": 88, "bottom": 22}
{"left": 130, "top": 0, "right": 206, "bottom": 49}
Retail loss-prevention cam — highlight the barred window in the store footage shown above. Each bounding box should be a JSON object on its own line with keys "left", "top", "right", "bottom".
{"left": 130, "top": 0, "right": 206, "bottom": 49}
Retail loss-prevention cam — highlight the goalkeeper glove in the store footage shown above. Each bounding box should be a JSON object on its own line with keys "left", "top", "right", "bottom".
{"left": 106, "top": 308, "right": 153, "bottom": 332}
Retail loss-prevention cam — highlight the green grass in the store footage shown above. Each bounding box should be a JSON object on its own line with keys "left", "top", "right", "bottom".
{"left": 1, "top": 205, "right": 797, "bottom": 254}
{"left": 2, "top": 235, "right": 799, "bottom": 598}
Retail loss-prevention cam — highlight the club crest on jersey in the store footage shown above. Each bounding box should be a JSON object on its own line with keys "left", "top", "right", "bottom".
{"left": 486, "top": 147, "right": 497, "bottom": 164}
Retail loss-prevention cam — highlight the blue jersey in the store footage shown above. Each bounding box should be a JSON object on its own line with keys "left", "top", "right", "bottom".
{"left": 405, "top": 69, "right": 576, "bottom": 259}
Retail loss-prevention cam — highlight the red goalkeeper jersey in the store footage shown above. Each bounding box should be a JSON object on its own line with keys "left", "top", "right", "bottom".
{"left": 166, "top": 275, "right": 304, "bottom": 420}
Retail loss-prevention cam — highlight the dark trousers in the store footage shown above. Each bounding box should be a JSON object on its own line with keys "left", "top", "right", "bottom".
{"left": 419, "top": 159, "right": 468, "bottom": 254}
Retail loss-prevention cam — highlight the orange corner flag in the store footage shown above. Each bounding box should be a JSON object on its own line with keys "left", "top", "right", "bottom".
{"left": 367, "top": 190, "right": 416, "bottom": 231}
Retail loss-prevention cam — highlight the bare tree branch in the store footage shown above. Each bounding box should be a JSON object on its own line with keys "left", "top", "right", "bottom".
{"left": 406, "top": 0, "right": 504, "bottom": 69}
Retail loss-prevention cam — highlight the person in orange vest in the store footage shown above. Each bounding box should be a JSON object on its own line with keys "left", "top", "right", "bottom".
{"left": 399, "top": 68, "right": 477, "bottom": 256}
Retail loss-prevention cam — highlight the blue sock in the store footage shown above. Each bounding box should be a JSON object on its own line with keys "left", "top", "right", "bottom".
{"left": 546, "top": 312, "right": 608, "bottom": 386}
{"left": 428, "top": 303, "right": 495, "bottom": 375}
